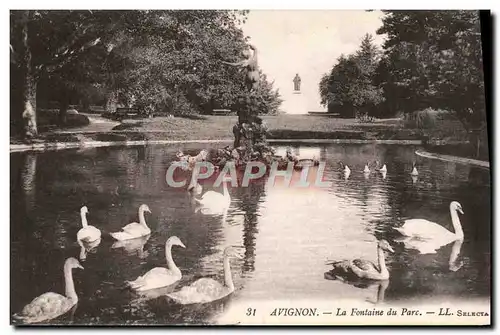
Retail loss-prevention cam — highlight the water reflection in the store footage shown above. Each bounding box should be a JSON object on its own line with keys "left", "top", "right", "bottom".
{"left": 78, "top": 238, "right": 102, "bottom": 261}
{"left": 20, "top": 154, "right": 37, "bottom": 212}
{"left": 324, "top": 273, "right": 389, "bottom": 305}
{"left": 10, "top": 143, "right": 490, "bottom": 324}
{"left": 111, "top": 235, "right": 151, "bottom": 259}
{"left": 449, "top": 239, "right": 464, "bottom": 272}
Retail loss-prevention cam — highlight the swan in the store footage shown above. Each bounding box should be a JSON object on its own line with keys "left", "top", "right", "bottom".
{"left": 127, "top": 236, "right": 186, "bottom": 292}
{"left": 339, "top": 162, "right": 350, "bottom": 179}
{"left": 363, "top": 163, "right": 370, "bottom": 174}
{"left": 325, "top": 240, "right": 394, "bottom": 280}
{"left": 411, "top": 164, "right": 418, "bottom": 176}
{"left": 165, "top": 246, "right": 244, "bottom": 304}
{"left": 13, "top": 258, "right": 83, "bottom": 324}
{"left": 374, "top": 161, "right": 387, "bottom": 173}
{"left": 194, "top": 177, "right": 231, "bottom": 213}
{"left": 394, "top": 201, "right": 464, "bottom": 247}
{"left": 76, "top": 206, "right": 101, "bottom": 243}
{"left": 110, "top": 204, "right": 152, "bottom": 241}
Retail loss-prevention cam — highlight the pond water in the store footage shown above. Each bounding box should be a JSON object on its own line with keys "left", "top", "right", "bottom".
{"left": 10, "top": 143, "right": 491, "bottom": 325}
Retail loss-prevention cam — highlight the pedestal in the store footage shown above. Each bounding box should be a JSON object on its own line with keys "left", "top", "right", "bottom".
{"left": 284, "top": 91, "right": 308, "bottom": 115}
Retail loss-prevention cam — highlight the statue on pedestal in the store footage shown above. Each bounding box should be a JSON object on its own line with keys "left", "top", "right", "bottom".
{"left": 293, "top": 73, "right": 301, "bottom": 92}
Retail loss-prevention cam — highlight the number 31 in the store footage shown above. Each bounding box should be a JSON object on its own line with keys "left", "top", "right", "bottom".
{"left": 246, "top": 308, "right": 256, "bottom": 316}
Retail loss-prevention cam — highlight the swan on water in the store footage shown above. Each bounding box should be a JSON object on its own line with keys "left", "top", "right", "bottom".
{"left": 165, "top": 246, "right": 244, "bottom": 304}
{"left": 325, "top": 240, "right": 394, "bottom": 280}
{"left": 363, "top": 163, "right": 370, "bottom": 174}
{"left": 393, "top": 201, "right": 464, "bottom": 253}
{"left": 339, "top": 162, "right": 351, "bottom": 179}
{"left": 110, "top": 204, "right": 152, "bottom": 241}
{"left": 194, "top": 177, "right": 231, "bottom": 213}
{"left": 13, "top": 258, "right": 83, "bottom": 324}
{"left": 375, "top": 161, "right": 387, "bottom": 173}
{"left": 76, "top": 206, "right": 101, "bottom": 243}
{"left": 411, "top": 163, "right": 419, "bottom": 176}
{"left": 127, "top": 236, "right": 186, "bottom": 292}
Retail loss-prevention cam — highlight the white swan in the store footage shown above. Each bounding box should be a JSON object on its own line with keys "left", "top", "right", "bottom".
{"left": 363, "top": 163, "right": 370, "bottom": 174}
{"left": 13, "top": 258, "right": 83, "bottom": 324}
{"left": 165, "top": 246, "right": 244, "bottom": 304}
{"left": 411, "top": 164, "right": 418, "bottom": 176}
{"left": 344, "top": 165, "right": 351, "bottom": 175}
{"left": 76, "top": 206, "right": 101, "bottom": 243}
{"left": 394, "top": 201, "right": 464, "bottom": 252}
{"left": 379, "top": 164, "right": 387, "bottom": 173}
{"left": 339, "top": 162, "right": 350, "bottom": 179}
{"left": 110, "top": 204, "right": 152, "bottom": 241}
{"left": 127, "top": 236, "right": 186, "bottom": 292}
{"left": 194, "top": 177, "right": 231, "bottom": 213}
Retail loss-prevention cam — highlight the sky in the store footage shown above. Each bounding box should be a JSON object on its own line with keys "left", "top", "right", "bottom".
{"left": 241, "top": 10, "right": 386, "bottom": 113}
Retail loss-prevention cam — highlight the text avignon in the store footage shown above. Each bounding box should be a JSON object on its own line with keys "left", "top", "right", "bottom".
{"left": 269, "top": 308, "right": 318, "bottom": 317}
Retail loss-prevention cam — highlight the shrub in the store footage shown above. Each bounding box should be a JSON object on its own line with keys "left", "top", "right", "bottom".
{"left": 64, "top": 114, "right": 90, "bottom": 128}
{"left": 404, "top": 108, "right": 437, "bottom": 130}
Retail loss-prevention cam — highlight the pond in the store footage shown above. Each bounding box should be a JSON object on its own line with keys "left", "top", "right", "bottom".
{"left": 10, "top": 143, "right": 491, "bottom": 325}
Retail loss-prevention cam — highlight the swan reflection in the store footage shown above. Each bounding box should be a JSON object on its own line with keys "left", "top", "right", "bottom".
{"left": 323, "top": 273, "right": 389, "bottom": 305}
{"left": 111, "top": 234, "right": 151, "bottom": 259}
{"left": 78, "top": 238, "right": 102, "bottom": 261}
{"left": 448, "top": 239, "right": 464, "bottom": 272}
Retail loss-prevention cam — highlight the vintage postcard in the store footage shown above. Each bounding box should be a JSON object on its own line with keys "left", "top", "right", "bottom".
{"left": 9, "top": 9, "right": 491, "bottom": 326}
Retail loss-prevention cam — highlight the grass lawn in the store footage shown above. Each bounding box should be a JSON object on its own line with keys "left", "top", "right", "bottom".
{"left": 11, "top": 112, "right": 469, "bottom": 145}
{"left": 108, "top": 114, "right": 468, "bottom": 142}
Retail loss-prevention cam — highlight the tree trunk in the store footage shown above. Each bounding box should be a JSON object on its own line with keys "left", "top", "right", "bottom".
{"left": 20, "top": 10, "right": 37, "bottom": 139}
{"left": 81, "top": 98, "right": 90, "bottom": 113}
{"left": 58, "top": 92, "right": 69, "bottom": 126}
{"left": 105, "top": 90, "right": 118, "bottom": 114}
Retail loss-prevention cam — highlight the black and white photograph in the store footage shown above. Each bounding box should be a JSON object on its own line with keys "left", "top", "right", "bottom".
{"left": 8, "top": 8, "right": 491, "bottom": 326}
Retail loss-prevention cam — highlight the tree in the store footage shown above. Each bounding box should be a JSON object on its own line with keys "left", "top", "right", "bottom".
{"left": 319, "top": 34, "right": 384, "bottom": 118}
{"left": 10, "top": 10, "right": 282, "bottom": 141}
{"left": 377, "top": 10, "right": 487, "bottom": 156}
{"left": 10, "top": 10, "right": 128, "bottom": 138}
